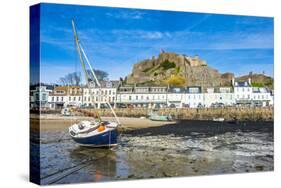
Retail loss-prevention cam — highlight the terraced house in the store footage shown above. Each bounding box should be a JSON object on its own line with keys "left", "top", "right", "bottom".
{"left": 31, "top": 78, "right": 273, "bottom": 110}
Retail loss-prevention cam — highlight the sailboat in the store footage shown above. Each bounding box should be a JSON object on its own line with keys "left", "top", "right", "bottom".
{"left": 68, "top": 20, "right": 121, "bottom": 147}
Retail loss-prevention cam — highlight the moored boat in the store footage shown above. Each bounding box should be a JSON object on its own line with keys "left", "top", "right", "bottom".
{"left": 148, "top": 109, "right": 172, "bottom": 121}
{"left": 68, "top": 20, "right": 121, "bottom": 147}
{"left": 69, "top": 121, "right": 118, "bottom": 147}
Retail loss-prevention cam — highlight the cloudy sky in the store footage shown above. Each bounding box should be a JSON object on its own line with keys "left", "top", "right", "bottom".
{"left": 38, "top": 3, "right": 274, "bottom": 84}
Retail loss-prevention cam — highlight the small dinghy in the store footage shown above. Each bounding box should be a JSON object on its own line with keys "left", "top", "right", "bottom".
{"left": 212, "top": 117, "right": 225, "bottom": 122}
{"left": 148, "top": 109, "right": 172, "bottom": 121}
{"left": 68, "top": 20, "right": 121, "bottom": 147}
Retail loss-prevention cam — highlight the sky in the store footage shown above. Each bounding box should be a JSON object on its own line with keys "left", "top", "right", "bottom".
{"left": 38, "top": 3, "right": 274, "bottom": 84}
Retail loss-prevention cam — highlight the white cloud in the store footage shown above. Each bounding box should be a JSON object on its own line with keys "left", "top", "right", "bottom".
{"left": 106, "top": 10, "right": 146, "bottom": 20}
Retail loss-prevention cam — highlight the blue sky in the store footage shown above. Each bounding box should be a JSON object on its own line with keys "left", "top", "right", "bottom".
{"left": 39, "top": 3, "right": 274, "bottom": 84}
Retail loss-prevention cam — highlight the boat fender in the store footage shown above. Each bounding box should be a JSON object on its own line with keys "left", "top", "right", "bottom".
{"left": 98, "top": 124, "right": 105, "bottom": 132}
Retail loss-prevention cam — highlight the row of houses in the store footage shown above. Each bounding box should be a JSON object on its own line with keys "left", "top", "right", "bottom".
{"left": 30, "top": 78, "right": 274, "bottom": 110}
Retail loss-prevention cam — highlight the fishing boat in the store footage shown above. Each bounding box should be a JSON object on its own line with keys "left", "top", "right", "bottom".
{"left": 148, "top": 109, "right": 172, "bottom": 121}
{"left": 68, "top": 20, "right": 121, "bottom": 147}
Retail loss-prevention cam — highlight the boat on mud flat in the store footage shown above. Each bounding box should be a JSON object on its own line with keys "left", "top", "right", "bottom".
{"left": 69, "top": 120, "right": 118, "bottom": 147}
{"left": 148, "top": 109, "right": 172, "bottom": 121}
{"left": 68, "top": 20, "right": 121, "bottom": 147}
{"left": 61, "top": 107, "right": 71, "bottom": 116}
{"left": 212, "top": 117, "right": 225, "bottom": 122}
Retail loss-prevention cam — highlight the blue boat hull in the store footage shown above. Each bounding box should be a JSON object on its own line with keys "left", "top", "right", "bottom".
{"left": 72, "top": 129, "right": 118, "bottom": 147}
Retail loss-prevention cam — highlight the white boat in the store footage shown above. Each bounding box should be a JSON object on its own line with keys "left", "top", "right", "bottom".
{"left": 212, "top": 117, "right": 225, "bottom": 122}
{"left": 61, "top": 107, "right": 71, "bottom": 116}
{"left": 68, "top": 20, "right": 121, "bottom": 147}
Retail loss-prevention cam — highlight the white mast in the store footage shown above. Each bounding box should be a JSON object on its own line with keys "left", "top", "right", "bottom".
{"left": 71, "top": 20, "right": 121, "bottom": 125}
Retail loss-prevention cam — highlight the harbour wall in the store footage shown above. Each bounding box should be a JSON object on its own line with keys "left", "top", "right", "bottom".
{"left": 77, "top": 107, "right": 273, "bottom": 121}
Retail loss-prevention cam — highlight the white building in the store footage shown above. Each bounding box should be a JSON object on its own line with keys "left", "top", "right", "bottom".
{"left": 30, "top": 85, "right": 53, "bottom": 110}
{"left": 167, "top": 87, "right": 185, "bottom": 108}
{"left": 233, "top": 78, "right": 272, "bottom": 107}
{"left": 204, "top": 87, "right": 235, "bottom": 107}
{"left": 82, "top": 80, "right": 119, "bottom": 108}
{"left": 116, "top": 86, "right": 167, "bottom": 108}
{"left": 182, "top": 87, "right": 204, "bottom": 108}
{"left": 48, "top": 86, "right": 83, "bottom": 109}
{"left": 48, "top": 80, "right": 120, "bottom": 109}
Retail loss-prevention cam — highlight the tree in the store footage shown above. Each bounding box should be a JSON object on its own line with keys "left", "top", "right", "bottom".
{"left": 56, "top": 69, "right": 108, "bottom": 86}
{"left": 86, "top": 69, "right": 109, "bottom": 81}
{"left": 57, "top": 72, "right": 81, "bottom": 86}
{"left": 165, "top": 75, "right": 186, "bottom": 87}
{"left": 160, "top": 60, "right": 176, "bottom": 70}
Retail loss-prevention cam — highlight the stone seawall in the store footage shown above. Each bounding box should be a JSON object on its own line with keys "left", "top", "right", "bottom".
{"left": 78, "top": 107, "right": 273, "bottom": 121}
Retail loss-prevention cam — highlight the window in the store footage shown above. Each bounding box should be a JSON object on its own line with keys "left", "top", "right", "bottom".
{"left": 55, "top": 90, "right": 65, "bottom": 94}
{"left": 129, "top": 96, "right": 132, "bottom": 100}
{"left": 109, "top": 90, "right": 111, "bottom": 95}
{"left": 56, "top": 97, "right": 59, "bottom": 101}
{"left": 69, "top": 96, "right": 71, "bottom": 101}
{"left": 52, "top": 96, "right": 54, "bottom": 102}
{"left": 78, "top": 97, "right": 80, "bottom": 101}
{"left": 88, "top": 97, "right": 91, "bottom": 101}
{"left": 112, "top": 97, "right": 115, "bottom": 101}
{"left": 105, "top": 90, "right": 107, "bottom": 95}
{"left": 136, "top": 96, "right": 138, "bottom": 100}
{"left": 42, "top": 94, "right": 47, "bottom": 101}
{"left": 61, "top": 97, "right": 63, "bottom": 101}
{"left": 73, "top": 97, "right": 76, "bottom": 101}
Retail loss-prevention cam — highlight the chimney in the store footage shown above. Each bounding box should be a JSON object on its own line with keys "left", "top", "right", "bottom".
{"left": 248, "top": 78, "right": 251, "bottom": 85}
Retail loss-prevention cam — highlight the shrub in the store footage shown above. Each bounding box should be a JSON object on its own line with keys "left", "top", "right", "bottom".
{"left": 160, "top": 60, "right": 176, "bottom": 70}
{"left": 165, "top": 75, "right": 186, "bottom": 86}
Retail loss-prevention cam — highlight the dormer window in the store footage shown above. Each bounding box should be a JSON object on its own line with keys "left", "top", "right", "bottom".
{"left": 55, "top": 90, "right": 65, "bottom": 94}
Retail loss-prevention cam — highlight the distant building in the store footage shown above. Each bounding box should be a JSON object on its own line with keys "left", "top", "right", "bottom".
{"left": 232, "top": 78, "right": 272, "bottom": 107}
{"left": 204, "top": 87, "right": 234, "bottom": 107}
{"left": 31, "top": 77, "right": 273, "bottom": 110}
{"left": 30, "top": 85, "right": 53, "bottom": 110}
{"left": 116, "top": 86, "right": 167, "bottom": 108}
{"left": 48, "top": 86, "right": 82, "bottom": 109}
{"left": 82, "top": 80, "right": 120, "bottom": 108}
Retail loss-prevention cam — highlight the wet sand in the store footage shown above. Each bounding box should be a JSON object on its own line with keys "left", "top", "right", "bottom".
{"left": 31, "top": 114, "right": 176, "bottom": 132}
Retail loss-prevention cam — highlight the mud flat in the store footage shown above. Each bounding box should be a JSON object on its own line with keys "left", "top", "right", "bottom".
{"left": 30, "top": 113, "right": 273, "bottom": 184}
{"left": 33, "top": 119, "right": 273, "bottom": 185}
